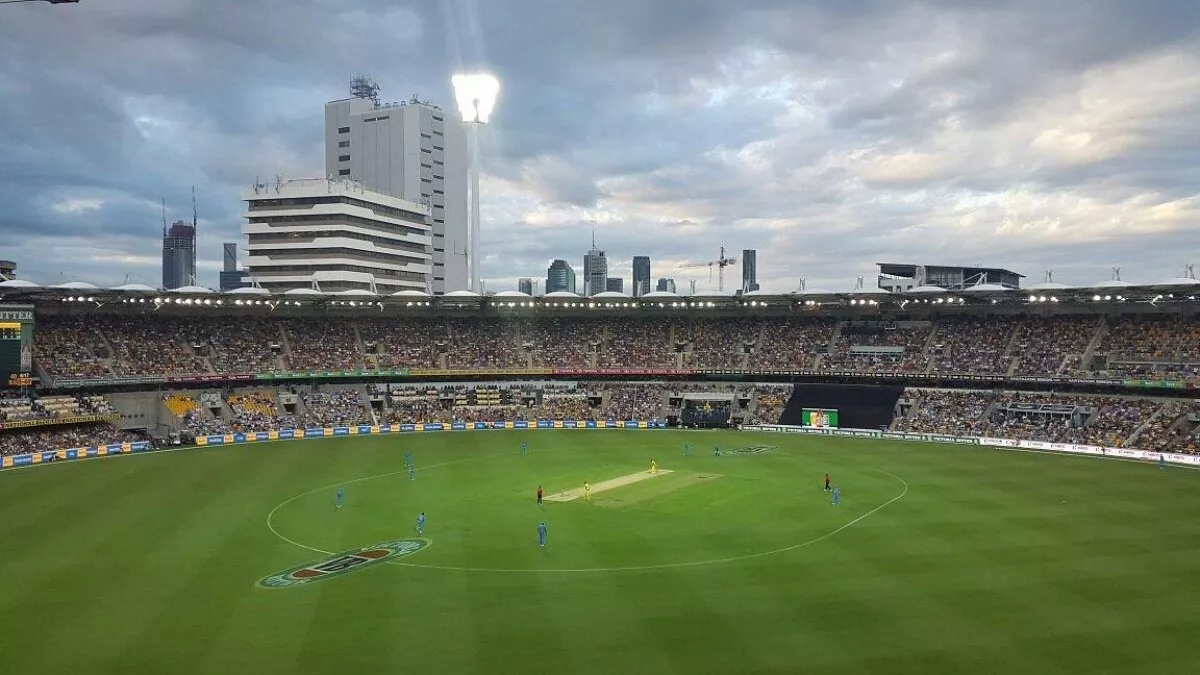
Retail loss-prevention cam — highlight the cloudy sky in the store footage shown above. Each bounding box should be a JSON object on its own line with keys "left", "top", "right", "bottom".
{"left": 1, "top": 0, "right": 1198, "bottom": 293}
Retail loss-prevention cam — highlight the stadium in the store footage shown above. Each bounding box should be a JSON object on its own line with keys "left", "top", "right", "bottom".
{"left": 1, "top": 280, "right": 1199, "bottom": 674}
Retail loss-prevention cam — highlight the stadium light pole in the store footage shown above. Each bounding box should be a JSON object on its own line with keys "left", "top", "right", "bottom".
{"left": 451, "top": 72, "right": 500, "bottom": 294}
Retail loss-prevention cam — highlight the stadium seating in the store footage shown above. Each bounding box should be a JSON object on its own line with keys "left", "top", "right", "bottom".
{"left": 29, "top": 313, "right": 1200, "bottom": 382}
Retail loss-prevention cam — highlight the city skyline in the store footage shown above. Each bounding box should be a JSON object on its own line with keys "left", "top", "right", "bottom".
{"left": 2, "top": 2, "right": 1198, "bottom": 292}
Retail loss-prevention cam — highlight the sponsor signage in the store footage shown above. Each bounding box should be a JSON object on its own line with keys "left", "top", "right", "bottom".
{"left": 743, "top": 425, "right": 1196, "bottom": 466}
{"left": 258, "top": 539, "right": 429, "bottom": 589}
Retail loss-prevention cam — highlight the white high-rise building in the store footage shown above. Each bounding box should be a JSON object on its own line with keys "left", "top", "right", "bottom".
{"left": 242, "top": 178, "right": 431, "bottom": 294}
{"left": 325, "top": 80, "right": 467, "bottom": 294}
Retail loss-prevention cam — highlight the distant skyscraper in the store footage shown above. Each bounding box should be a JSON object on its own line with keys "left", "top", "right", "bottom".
{"left": 606, "top": 277, "right": 623, "bottom": 293}
{"left": 518, "top": 277, "right": 533, "bottom": 295}
{"left": 656, "top": 278, "right": 677, "bottom": 294}
{"left": 325, "top": 78, "right": 467, "bottom": 294}
{"left": 162, "top": 221, "right": 196, "bottom": 290}
{"left": 546, "top": 259, "right": 576, "bottom": 294}
{"left": 582, "top": 233, "right": 607, "bottom": 296}
{"left": 742, "top": 249, "right": 759, "bottom": 292}
{"left": 219, "top": 242, "right": 246, "bottom": 291}
{"left": 632, "top": 256, "right": 651, "bottom": 297}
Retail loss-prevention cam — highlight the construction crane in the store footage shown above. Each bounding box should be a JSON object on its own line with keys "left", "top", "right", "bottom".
{"left": 677, "top": 246, "right": 738, "bottom": 293}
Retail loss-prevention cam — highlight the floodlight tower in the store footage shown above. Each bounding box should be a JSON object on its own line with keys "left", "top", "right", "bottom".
{"left": 451, "top": 72, "right": 500, "bottom": 294}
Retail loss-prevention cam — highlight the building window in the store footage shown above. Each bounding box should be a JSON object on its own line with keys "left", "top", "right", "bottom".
{"left": 421, "top": 163, "right": 432, "bottom": 169}
{"left": 421, "top": 178, "right": 432, "bottom": 183}
{"left": 434, "top": 276, "right": 444, "bottom": 281}
{"left": 433, "top": 189, "right": 444, "bottom": 195}
{"left": 338, "top": 155, "right": 350, "bottom": 162}
{"left": 434, "top": 233, "right": 445, "bottom": 238}
{"left": 338, "top": 141, "right": 350, "bottom": 148}
{"left": 433, "top": 130, "right": 443, "bottom": 137}
{"left": 432, "top": 115, "right": 443, "bottom": 122}
{"left": 421, "top": 148, "right": 431, "bottom": 154}
{"left": 433, "top": 248, "right": 445, "bottom": 253}
{"left": 433, "top": 159, "right": 444, "bottom": 166}
{"left": 338, "top": 126, "right": 350, "bottom": 133}
{"left": 435, "top": 262, "right": 444, "bottom": 267}
{"left": 420, "top": 133, "right": 432, "bottom": 139}
{"left": 432, "top": 145, "right": 444, "bottom": 151}
{"left": 338, "top": 169, "right": 350, "bottom": 176}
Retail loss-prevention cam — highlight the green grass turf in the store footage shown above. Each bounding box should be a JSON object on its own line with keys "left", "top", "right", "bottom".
{"left": 1, "top": 430, "right": 1199, "bottom": 674}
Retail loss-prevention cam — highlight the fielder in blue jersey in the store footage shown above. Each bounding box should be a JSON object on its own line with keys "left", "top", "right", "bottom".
{"left": 335, "top": 488, "right": 343, "bottom": 509}
{"left": 404, "top": 450, "right": 413, "bottom": 467}
{"left": 831, "top": 487, "right": 841, "bottom": 506}
{"left": 1159, "top": 454, "right": 1166, "bottom": 469}
{"left": 714, "top": 445, "right": 721, "bottom": 457}
{"left": 521, "top": 440, "right": 528, "bottom": 456}
{"left": 683, "top": 443, "right": 693, "bottom": 456}
{"left": 537, "top": 521, "right": 548, "bottom": 548}
{"left": 416, "top": 511, "right": 426, "bottom": 535}
{"left": 409, "top": 464, "right": 415, "bottom": 481}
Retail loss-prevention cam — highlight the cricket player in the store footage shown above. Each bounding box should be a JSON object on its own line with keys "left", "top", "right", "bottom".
{"left": 683, "top": 443, "right": 693, "bottom": 456}
{"left": 536, "top": 485, "right": 544, "bottom": 508}
{"left": 521, "top": 440, "right": 528, "bottom": 456}
{"left": 824, "top": 473, "right": 832, "bottom": 492}
{"left": 416, "top": 511, "right": 426, "bottom": 535}
{"left": 1159, "top": 454, "right": 1166, "bottom": 470}
{"left": 831, "top": 487, "right": 841, "bottom": 506}
{"left": 409, "top": 464, "right": 416, "bottom": 481}
{"left": 335, "top": 487, "right": 343, "bottom": 509}
{"left": 404, "top": 449, "right": 413, "bottom": 467}
{"left": 584, "top": 481, "right": 591, "bottom": 501}
{"left": 714, "top": 445, "right": 721, "bottom": 457}
{"left": 538, "top": 521, "right": 548, "bottom": 548}
{"left": 650, "top": 459, "right": 659, "bottom": 475}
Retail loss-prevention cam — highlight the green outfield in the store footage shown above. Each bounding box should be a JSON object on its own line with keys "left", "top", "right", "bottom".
{"left": 1, "top": 430, "right": 1198, "bottom": 674}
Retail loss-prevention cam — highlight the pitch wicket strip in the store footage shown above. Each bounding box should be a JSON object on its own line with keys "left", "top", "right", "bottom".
{"left": 265, "top": 451, "right": 910, "bottom": 574}
{"left": 543, "top": 469, "right": 675, "bottom": 502}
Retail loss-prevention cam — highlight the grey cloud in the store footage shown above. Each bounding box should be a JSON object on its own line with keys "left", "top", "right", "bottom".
{"left": 0, "top": 0, "right": 1197, "bottom": 292}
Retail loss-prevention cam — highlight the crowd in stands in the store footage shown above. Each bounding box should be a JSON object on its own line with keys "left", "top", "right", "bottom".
{"left": 298, "top": 390, "right": 369, "bottom": 427}
{"left": 200, "top": 319, "right": 281, "bottom": 373}
{"left": 1011, "top": 316, "right": 1095, "bottom": 376}
{"left": 929, "top": 317, "right": 1019, "bottom": 375}
{"left": 598, "top": 319, "right": 680, "bottom": 369}
{"left": 29, "top": 313, "right": 1200, "bottom": 383}
{"left": 685, "top": 318, "right": 756, "bottom": 369}
{"left": 0, "top": 392, "right": 112, "bottom": 423}
{"left": 444, "top": 319, "right": 527, "bottom": 369}
{"left": 1135, "top": 401, "right": 1200, "bottom": 454}
{"left": 894, "top": 388, "right": 1200, "bottom": 453}
{"left": 360, "top": 319, "right": 444, "bottom": 369}
{"left": 284, "top": 320, "right": 364, "bottom": 372}
{"left": 823, "top": 322, "right": 931, "bottom": 373}
{"left": 32, "top": 316, "right": 110, "bottom": 379}
{"left": 755, "top": 317, "right": 835, "bottom": 369}
{"left": 0, "top": 423, "right": 149, "bottom": 457}
{"left": 97, "top": 317, "right": 206, "bottom": 376}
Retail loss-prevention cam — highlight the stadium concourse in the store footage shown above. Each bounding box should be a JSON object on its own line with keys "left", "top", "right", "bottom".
{"left": 0, "top": 285, "right": 1197, "bottom": 460}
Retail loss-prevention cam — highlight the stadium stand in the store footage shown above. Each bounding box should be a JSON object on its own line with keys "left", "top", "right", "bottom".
{"left": 7, "top": 306, "right": 1200, "bottom": 460}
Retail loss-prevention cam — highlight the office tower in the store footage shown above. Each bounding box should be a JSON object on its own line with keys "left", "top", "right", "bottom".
{"left": 325, "top": 77, "right": 466, "bottom": 293}
{"left": 632, "top": 255, "right": 651, "bottom": 297}
{"left": 742, "top": 248, "right": 759, "bottom": 292}
{"left": 546, "top": 259, "right": 576, "bottom": 294}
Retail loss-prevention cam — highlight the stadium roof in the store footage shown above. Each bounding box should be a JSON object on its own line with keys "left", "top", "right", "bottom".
{"left": 1, "top": 273, "right": 1197, "bottom": 310}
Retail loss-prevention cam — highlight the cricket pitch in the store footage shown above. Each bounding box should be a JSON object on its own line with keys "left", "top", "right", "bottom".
{"left": 544, "top": 469, "right": 675, "bottom": 502}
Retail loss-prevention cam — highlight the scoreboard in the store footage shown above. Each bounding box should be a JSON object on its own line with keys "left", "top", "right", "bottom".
{"left": 0, "top": 305, "right": 34, "bottom": 388}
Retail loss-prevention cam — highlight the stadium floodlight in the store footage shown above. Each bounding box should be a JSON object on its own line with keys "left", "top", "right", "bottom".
{"left": 451, "top": 72, "right": 500, "bottom": 294}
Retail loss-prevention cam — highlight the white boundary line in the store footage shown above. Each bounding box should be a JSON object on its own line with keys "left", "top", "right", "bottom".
{"left": 265, "top": 451, "right": 909, "bottom": 574}
{"left": 265, "top": 454, "right": 482, "bottom": 557}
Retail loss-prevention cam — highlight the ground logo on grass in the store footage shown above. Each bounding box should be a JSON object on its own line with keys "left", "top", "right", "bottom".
{"left": 259, "top": 539, "right": 428, "bottom": 588}
{"left": 725, "top": 444, "right": 776, "bottom": 456}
